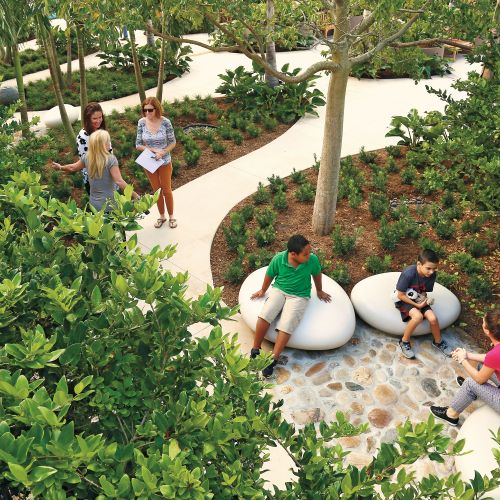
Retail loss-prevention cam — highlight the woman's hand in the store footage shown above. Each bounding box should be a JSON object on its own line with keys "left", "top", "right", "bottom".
{"left": 452, "top": 347, "right": 467, "bottom": 363}
{"left": 154, "top": 150, "right": 164, "bottom": 160}
{"left": 51, "top": 161, "right": 62, "bottom": 170}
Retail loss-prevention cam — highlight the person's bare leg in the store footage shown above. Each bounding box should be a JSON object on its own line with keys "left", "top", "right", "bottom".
{"left": 272, "top": 330, "right": 291, "bottom": 359}
{"left": 424, "top": 309, "right": 441, "bottom": 343}
{"left": 402, "top": 309, "right": 423, "bottom": 342}
{"left": 253, "top": 317, "right": 270, "bottom": 349}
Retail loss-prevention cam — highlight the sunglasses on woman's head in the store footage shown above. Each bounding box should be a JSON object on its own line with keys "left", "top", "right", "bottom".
{"left": 143, "top": 108, "right": 155, "bottom": 113}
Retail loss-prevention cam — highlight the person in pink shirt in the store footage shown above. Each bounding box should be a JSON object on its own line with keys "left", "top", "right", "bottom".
{"left": 431, "top": 311, "right": 500, "bottom": 425}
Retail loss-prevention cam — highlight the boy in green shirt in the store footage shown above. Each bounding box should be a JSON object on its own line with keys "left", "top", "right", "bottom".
{"left": 250, "top": 234, "right": 331, "bottom": 377}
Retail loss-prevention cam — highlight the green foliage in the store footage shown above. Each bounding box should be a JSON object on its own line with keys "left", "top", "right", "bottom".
{"left": 371, "top": 167, "right": 388, "bottom": 191}
{"left": 338, "top": 156, "right": 365, "bottom": 203}
{"left": 419, "top": 237, "right": 446, "bottom": 259}
{"left": 294, "top": 181, "right": 315, "bottom": 202}
{"left": 290, "top": 168, "right": 306, "bottom": 185}
{"left": 231, "top": 130, "right": 244, "bottom": 145}
{"left": 368, "top": 192, "right": 389, "bottom": 220}
{"left": 273, "top": 188, "right": 288, "bottom": 212}
{"left": 184, "top": 144, "right": 201, "bottom": 167}
{"left": 464, "top": 237, "right": 489, "bottom": 258}
{"left": 255, "top": 207, "right": 277, "bottom": 228}
{"left": 386, "top": 156, "right": 399, "bottom": 173}
{"left": 246, "top": 123, "right": 262, "bottom": 138}
{"left": 358, "top": 146, "right": 377, "bottom": 165}
{"left": 468, "top": 274, "right": 493, "bottom": 301}
{"left": 255, "top": 225, "right": 276, "bottom": 247}
{"left": 253, "top": 182, "right": 271, "bottom": 205}
{"left": 461, "top": 213, "right": 491, "bottom": 234}
{"left": 211, "top": 141, "right": 226, "bottom": 154}
{"left": 400, "top": 165, "right": 417, "bottom": 185}
{"left": 247, "top": 249, "right": 274, "bottom": 271}
{"left": 328, "top": 263, "right": 351, "bottom": 286}
{"left": 224, "top": 213, "right": 248, "bottom": 251}
{"left": 378, "top": 217, "right": 403, "bottom": 251}
{"left": 450, "top": 252, "right": 484, "bottom": 275}
{"left": 224, "top": 255, "right": 245, "bottom": 283}
{"left": 436, "top": 271, "right": 459, "bottom": 289}
{"left": 263, "top": 115, "right": 278, "bottom": 131}
{"left": 239, "top": 204, "right": 254, "bottom": 223}
{"left": 216, "top": 63, "right": 325, "bottom": 123}
{"left": 331, "top": 225, "right": 361, "bottom": 257}
{"left": 386, "top": 145, "right": 402, "bottom": 158}
{"left": 366, "top": 255, "right": 392, "bottom": 274}
{"left": 267, "top": 174, "right": 287, "bottom": 194}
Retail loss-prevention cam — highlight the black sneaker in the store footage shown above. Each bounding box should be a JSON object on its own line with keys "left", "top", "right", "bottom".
{"left": 430, "top": 405, "right": 459, "bottom": 426}
{"left": 262, "top": 359, "right": 278, "bottom": 378}
{"left": 399, "top": 339, "right": 415, "bottom": 359}
{"left": 432, "top": 339, "right": 453, "bottom": 357}
{"left": 250, "top": 348, "right": 260, "bottom": 359}
{"left": 456, "top": 376, "right": 465, "bottom": 387}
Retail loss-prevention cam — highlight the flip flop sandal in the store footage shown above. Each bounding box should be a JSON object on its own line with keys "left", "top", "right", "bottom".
{"left": 168, "top": 218, "right": 178, "bottom": 228}
{"left": 154, "top": 218, "right": 167, "bottom": 228}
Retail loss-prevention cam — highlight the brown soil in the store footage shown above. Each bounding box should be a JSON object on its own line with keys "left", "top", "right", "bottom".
{"left": 211, "top": 148, "right": 499, "bottom": 350}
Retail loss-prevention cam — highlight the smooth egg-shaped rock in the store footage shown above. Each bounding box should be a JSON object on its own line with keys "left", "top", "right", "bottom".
{"left": 239, "top": 267, "right": 355, "bottom": 350}
{"left": 44, "top": 104, "right": 79, "bottom": 129}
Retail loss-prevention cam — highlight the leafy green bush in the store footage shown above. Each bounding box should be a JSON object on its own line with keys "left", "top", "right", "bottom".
{"left": 184, "top": 147, "right": 201, "bottom": 167}
{"left": 253, "top": 182, "right": 271, "bottom": 205}
{"left": 255, "top": 225, "right": 276, "bottom": 247}
{"left": 436, "top": 271, "right": 459, "bottom": 289}
{"left": 386, "top": 157, "right": 399, "bottom": 173}
{"left": 366, "top": 255, "right": 392, "bottom": 274}
{"left": 295, "top": 181, "right": 315, "bottom": 202}
{"left": 224, "top": 256, "right": 245, "bottom": 283}
{"left": 331, "top": 225, "right": 361, "bottom": 256}
{"left": 461, "top": 213, "right": 491, "bottom": 234}
{"left": 328, "top": 263, "right": 351, "bottom": 286}
{"left": 211, "top": 141, "right": 226, "bottom": 154}
{"left": 368, "top": 192, "right": 389, "bottom": 220}
{"left": 371, "top": 168, "right": 388, "bottom": 191}
{"left": 385, "top": 145, "right": 402, "bottom": 158}
{"left": 432, "top": 219, "right": 456, "bottom": 240}
{"left": 231, "top": 130, "right": 244, "bottom": 145}
{"left": 450, "top": 252, "right": 484, "bottom": 275}
{"left": 255, "top": 207, "right": 277, "bottom": 228}
{"left": 239, "top": 204, "right": 254, "bottom": 222}
{"left": 263, "top": 116, "right": 278, "bottom": 130}
{"left": 378, "top": 217, "right": 403, "bottom": 251}
{"left": 247, "top": 249, "right": 274, "bottom": 271}
{"left": 267, "top": 174, "right": 287, "bottom": 193}
{"left": 246, "top": 123, "right": 262, "bottom": 138}
{"left": 358, "top": 147, "right": 377, "bottom": 165}
{"left": 273, "top": 188, "right": 288, "bottom": 211}
{"left": 224, "top": 213, "right": 248, "bottom": 251}
{"left": 468, "top": 274, "right": 493, "bottom": 301}
{"left": 419, "top": 237, "right": 446, "bottom": 259}
{"left": 400, "top": 165, "right": 417, "bottom": 185}
{"left": 464, "top": 237, "right": 489, "bottom": 258}
{"left": 290, "top": 168, "right": 306, "bottom": 184}
{"left": 347, "top": 183, "right": 363, "bottom": 208}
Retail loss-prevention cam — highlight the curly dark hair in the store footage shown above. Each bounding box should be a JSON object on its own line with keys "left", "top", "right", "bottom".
{"left": 83, "top": 102, "right": 107, "bottom": 135}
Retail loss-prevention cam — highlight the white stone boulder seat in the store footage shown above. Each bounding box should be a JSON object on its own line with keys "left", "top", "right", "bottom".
{"left": 44, "top": 104, "right": 79, "bottom": 129}
{"left": 455, "top": 405, "right": 500, "bottom": 499}
{"left": 238, "top": 267, "right": 355, "bottom": 350}
{"left": 350, "top": 271, "right": 461, "bottom": 336}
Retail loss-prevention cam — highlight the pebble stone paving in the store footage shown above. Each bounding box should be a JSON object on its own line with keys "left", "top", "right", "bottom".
{"left": 270, "top": 320, "right": 485, "bottom": 478}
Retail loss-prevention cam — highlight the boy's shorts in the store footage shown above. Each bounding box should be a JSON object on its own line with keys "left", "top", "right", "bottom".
{"left": 396, "top": 302, "right": 432, "bottom": 322}
{"left": 259, "top": 287, "right": 309, "bottom": 335}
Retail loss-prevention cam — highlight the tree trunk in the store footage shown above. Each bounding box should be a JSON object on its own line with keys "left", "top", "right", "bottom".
{"left": 265, "top": 0, "right": 279, "bottom": 87}
{"left": 48, "top": 29, "right": 65, "bottom": 90}
{"left": 156, "top": 17, "right": 166, "bottom": 102}
{"left": 129, "top": 30, "right": 146, "bottom": 104}
{"left": 41, "top": 33, "right": 76, "bottom": 146}
{"left": 76, "top": 24, "right": 87, "bottom": 125}
{"left": 11, "top": 43, "right": 29, "bottom": 137}
{"left": 146, "top": 19, "right": 155, "bottom": 47}
{"left": 66, "top": 29, "right": 72, "bottom": 87}
{"left": 312, "top": 3, "right": 350, "bottom": 235}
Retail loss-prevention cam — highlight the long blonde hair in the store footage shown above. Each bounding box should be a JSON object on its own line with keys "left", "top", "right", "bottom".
{"left": 87, "top": 130, "right": 111, "bottom": 179}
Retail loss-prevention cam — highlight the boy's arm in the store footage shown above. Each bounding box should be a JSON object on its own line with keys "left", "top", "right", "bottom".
{"left": 313, "top": 273, "right": 331, "bottom": 302}
{"left": 396, "top": 291, "right": 427, "bottom": 309}
{"left": 251, "top": 274, "right": 273, "bottom": 299}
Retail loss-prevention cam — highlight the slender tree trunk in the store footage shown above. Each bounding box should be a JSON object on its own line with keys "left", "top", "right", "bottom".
{"left": 48, "top": 29, "right": 65, "bottom": 90}
{"left": 66, "top": 29, "right": 72, "bottom": 87}
{"left": 146, "top": 19, "right": 155, "bottom": 46}
{"left": 11, "top": 43, "right": 29, "bottom": 137}
{"left": 156, "top": 18, "right": 166, "bottom": 103}
{"left": 265, "top": 0, "right": 279, "bottom": 87}
{"left": 312, "top": 3, "right": 350, "bottom": 235}
{"left": 129, "top": 30, "right": 146, "bottom": 104}
{"left": 76, "top": 24, "right": 87, "bottom": 124}
{"left": 41, "top": 33, "right": 76, "bottom": 146}
{"left": 5, "top": 44, "right": 13, "bottom": 65}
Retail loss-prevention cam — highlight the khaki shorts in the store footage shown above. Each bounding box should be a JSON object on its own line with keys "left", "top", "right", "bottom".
{"left": 259, "top": 287, "right": 309, "bottom": 335}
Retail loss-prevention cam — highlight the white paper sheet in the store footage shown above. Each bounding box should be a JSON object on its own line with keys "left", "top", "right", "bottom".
{"left": 135, "top": 148, "right": 164, "bottom": 173}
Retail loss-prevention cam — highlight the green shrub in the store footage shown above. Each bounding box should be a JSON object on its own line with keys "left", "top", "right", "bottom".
{"left": 263, "top": 116, "right": 278, "bottom": 130}
{"left": 347, "top": 185, "right": 363, "bottom": 208}
{"left": 312, "top": 153, "right": 320, "bottom": 173}
{"left": 172, "top": 159, "right": 181, "bottom": 177}
{"left": 331, "top": 225, "right": 361, "bottom": 256}
{"left": 441, "top": 190, "right": 456, "bottom": 209}
{"left": 218, "top": 126, "right": 233, "bottom": 140}
{"left": 358, "top": 146, "right": 377, "bottom": 165}
{"left": 211, "top": 142, "right": 226, "bottom": 154}
{"left": 239, "top": 204, "right": 254, "bottom": 222}
{"left": 433, "top": 219, "right": 456, "bottom": 240}
{"left": 397, "top": 215, "right": 423, "bottom": 240}
{"left": 371, "top": 168, "right": 388, "bottom": 191}
{"left": 247, "top": 123, "right": 262, "bottom": 138}
{"left": 295, "top": 182, "right": 315, "bottom": 202}
{"left": 450, "top": 252, "right": 484, "bottom": 275}
{"left": 385, "top": 145, "right": 402, "bottom": 158}
{"left": 366, "top": 255, "right": 392, "bottom": 274}
{"left": 436, "top": 271, "right": 459, "bottom": 289}
{"left": 468, "top": 274, "right": 493, "bottom": 301}
{"left": 464, "top": 238, "right": 489, "bottom": 258}
{"left": 255, "top": 207, "right": 277, "bottom": 228}
{"left": 194, "top": 107, "right": 209, "bottom": 122}
{"left": 290, "top": 168, "right": 306, "bottom": 184}
{"left": 419, "top": 237, "right": 446, "bottom": 259}
{"left": 253, "top": 182, "right": 271, "bottom": 205}
{"left": 224, "top": 225, "right": 248, "bottom": 252}
{"left": 386, "top": 157, "right": 399, "bottom": 173}
{"left": 247, "top": 249, "right": 274, "bottom": 270}
{"left": 184, "top": 147, "right": 201, "bottom": 167}
{"left": 255, "top": 225, "right": 276, "bottom": 247}
{"left": 273, "top": 189, "right": 288, "bottom": 211}
{"left": 461, "top": 213, "right": 491, "bottom": 234}
{"left": 224, "top": 257, "right": 245, "bottom": 283}
{"left": 328, "top": 263, "right": 351, "bottom": 286}
{"left": 231, "top": 131, "right": 244, "bottom": 145}
{"left": 368, "top": 192, "right": 389, "bottom": 219}
{"left": 400, "top": 165, "right": 417, "bottom": 185}
{"left": 267, "top": 174, "right": 287, "bottom": 194}
{"left": 378, "top": 217, "right": 402, "bottom": 251}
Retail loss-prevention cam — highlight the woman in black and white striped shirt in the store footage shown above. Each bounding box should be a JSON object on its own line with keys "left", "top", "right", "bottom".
{"left": 136, "top": 97, "right": 177, "bottom": 229}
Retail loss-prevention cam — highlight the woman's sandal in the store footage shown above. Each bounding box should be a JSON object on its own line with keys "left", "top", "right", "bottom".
{"left": 154, "top": 218, "right": 167, "bottom": 228}
{"left": 168, "top": 218, "right": 177, "bottom": 228}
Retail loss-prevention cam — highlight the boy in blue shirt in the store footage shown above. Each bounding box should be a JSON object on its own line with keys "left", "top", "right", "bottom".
{"left": 250, "top": 234, "right": 331, "bottom": 377}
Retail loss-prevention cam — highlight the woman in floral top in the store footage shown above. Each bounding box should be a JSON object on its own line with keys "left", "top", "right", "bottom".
{"left": 135, "top": 97, "right": 177, "bottom": 228}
